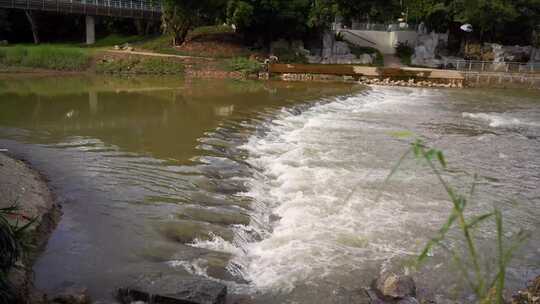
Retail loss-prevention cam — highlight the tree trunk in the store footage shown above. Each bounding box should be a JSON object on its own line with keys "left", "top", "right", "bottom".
{"left": 173, "top": 21, "right": 191, "bottom": 46}
{"left": 24, "top": 10, "right": 39, "bottom": 44}
{"left": 134, "top": 20, "right": 145, "bottom": 36}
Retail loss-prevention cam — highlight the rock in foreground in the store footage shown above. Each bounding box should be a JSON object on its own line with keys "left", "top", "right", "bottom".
{"left": 118, "top": 276, "right": 227, "bottom": 304}
{"left": 376, "top": 273, "right": 416, "bottom": 299}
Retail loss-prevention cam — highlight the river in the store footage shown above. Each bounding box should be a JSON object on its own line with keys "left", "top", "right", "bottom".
{"left": 0, "top": 75, "right": 538, "bottom": 303}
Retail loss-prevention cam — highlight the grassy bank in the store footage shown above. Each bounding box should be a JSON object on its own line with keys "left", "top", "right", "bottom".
{"left": 96, "top": 56, "right": 184, "bottom": 75}
{"left": 0, "top": 45, "right": 90, "bottom": 71}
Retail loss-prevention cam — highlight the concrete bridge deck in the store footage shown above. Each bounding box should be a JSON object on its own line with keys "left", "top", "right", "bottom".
{"left": 0, "top": 0, "right": 161, "bottom": 18}
{"left": 0, "top": 0, "right": 161, "bottom": 44}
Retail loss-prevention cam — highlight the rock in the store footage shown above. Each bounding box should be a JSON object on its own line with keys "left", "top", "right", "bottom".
{"left": 376, "top": 273, "right": 416, "bottom": 299}
{"left": 530, "top": 48, "right": 540, "bottom": 63}
{"left": 333, "top": 41, "right": 351, "bottom": 56}
{"left": 306, "top": 55, "right": 322, "bottom": 64}
{"left": 118, "top": 276, "right": 227, "bottom": 304}
{"left": 113, "top": 45, "right": 120, "bottom": 50}
{"left": 412, "top": 32, "right": 449, "bottom": 67}
{"left": 51, "top": 288, "right": 91, "bottom": 304}
{"left": 357, "top": 53, "right": 373, "bottom": 65}
{"left": 322, "top": 30, "right": 335, "bottom": 61}
{"left": 397, "top": 296, "right": 420, "bottom": 304}
{"left": 0, "top": 40, "right": 8, "bottom": 46}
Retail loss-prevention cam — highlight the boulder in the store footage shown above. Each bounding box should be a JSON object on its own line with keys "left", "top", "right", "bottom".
{"left": 375, "top": 273, "right": 416, "bottom": 299}
{"left": 51, "top": 288, "right": 91, "bottom": 304}
{"left": 333, "top": 41, "right": 351, "bottom": 56}
{"left": 412, "top": 32, "right": 448, "bottom": 67}
{"left": 357, "top": 53, "right": 373, "bottom": 65}
{"left": 0, "top": 40, "right": 8, "bottom": 46}
{"left": 530, "top": 48, "right": 540, "bottom": 63}
{"left": 322, "top": 30, "right": 335, "bottom": 60}
{"left": 118, "top": 276, "right": 227, "bottom": 304}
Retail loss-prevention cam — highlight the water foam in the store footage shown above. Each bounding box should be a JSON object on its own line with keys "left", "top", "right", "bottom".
{"left": 462, "top": 112, "right": 540, "bottom": 128}
{"left": 223, "top": 87, "right": 449, "bottom": 292}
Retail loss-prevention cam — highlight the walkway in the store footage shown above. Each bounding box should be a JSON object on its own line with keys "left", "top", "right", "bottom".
{"left": 383, "top": 54, "right": 402, "bottom": 68}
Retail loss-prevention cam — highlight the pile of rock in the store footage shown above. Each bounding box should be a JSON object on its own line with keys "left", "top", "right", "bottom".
{"left": 313, "top": 31, "right": 374, "bottom": 64}
{"left": 359, "top": 77, "right": 463, "bottom": 88}
{"left": 269, "top": 33, "right": 374, "bottom": 65}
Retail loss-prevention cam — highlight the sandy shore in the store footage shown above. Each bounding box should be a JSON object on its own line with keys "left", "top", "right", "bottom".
{"left": 0, "top": 152, "right": 61, "bottom": 303}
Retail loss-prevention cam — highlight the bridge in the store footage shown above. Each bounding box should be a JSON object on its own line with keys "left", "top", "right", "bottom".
{"left": 0, "top": 0, "right": 162, "bottom": 44}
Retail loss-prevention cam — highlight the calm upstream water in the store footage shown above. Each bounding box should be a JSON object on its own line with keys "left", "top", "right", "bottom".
{"left": 0, "top": 75, "right": 538, "bottom": 303}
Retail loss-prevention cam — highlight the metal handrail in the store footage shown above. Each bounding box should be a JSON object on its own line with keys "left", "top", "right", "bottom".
{"left": 441, "top": 59, "right": 540, "bottom": 74}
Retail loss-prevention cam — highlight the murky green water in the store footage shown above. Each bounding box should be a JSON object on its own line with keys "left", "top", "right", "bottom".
{"left": 0, "top": 75, "right": 538, "bottom": 303}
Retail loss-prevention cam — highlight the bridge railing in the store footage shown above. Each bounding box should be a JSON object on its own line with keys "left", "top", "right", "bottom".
{"left": 0, "top": 0, "right": 162, "bottom": 18}
{"left": 443, "top": 59, "right": 540, "bottom": 74}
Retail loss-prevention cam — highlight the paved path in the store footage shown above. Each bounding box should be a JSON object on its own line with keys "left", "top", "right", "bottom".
{"left": 383, "top": 54, "right": 402, "bottom": 68}
{"left": 105, "top": 50, "right": 212, "bottom": 60}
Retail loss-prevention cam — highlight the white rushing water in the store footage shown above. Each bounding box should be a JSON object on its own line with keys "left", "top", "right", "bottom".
{"left": 189, "top": 86, "right": 540, "bottom": 301}
{"left": 190, "top": 87, "right": 455, "bottom": 292}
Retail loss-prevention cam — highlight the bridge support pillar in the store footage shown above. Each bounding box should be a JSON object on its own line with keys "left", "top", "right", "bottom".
{"left": 86, "top": 16, "right": 96, "bottom": 45}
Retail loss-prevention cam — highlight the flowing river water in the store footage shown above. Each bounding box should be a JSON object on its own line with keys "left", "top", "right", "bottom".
{"left": 0, "top": 75, "right": 538, "bottom": 303}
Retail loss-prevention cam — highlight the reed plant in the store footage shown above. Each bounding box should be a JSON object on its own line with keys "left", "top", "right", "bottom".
{"left": 383, "top": 140, "right": 528, "bottom": 303}
{"left": 0, "top": 45, "right": 89, "bottom": 70}
{"left": 0, "top": 204, "right": 36, "bottom": 304}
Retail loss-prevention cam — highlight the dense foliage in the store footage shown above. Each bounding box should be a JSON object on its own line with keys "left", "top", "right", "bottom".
{"left": 0, "top": 0, "right": 538, "bottom": 46}
{"left": 404, "top": 0, "right": 540, "bottom": 44}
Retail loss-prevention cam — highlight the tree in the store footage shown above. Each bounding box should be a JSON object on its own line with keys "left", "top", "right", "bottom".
{"left": 226, "top": 0, "right": 316, "bottom": 43}
{"left": 161, "top": 0, "right": 226, "bottom": 46}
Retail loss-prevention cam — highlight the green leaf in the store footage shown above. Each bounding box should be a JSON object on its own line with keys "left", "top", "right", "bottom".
{"left": 467, "top": 212, "right": 494, "bottom": 229}
{"left": 436, "top": 150, "right": 447, "bottom": 168}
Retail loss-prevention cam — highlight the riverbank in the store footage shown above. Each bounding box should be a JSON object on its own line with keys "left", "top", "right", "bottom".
{"left": 0, "top": 152, "right": 61, "bottom": 303}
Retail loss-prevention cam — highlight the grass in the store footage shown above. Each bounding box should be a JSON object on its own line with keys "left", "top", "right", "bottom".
{"left": 137, "top": 25, "right": 253, "bottom": 59}
{"left": 223, "top": 57, "right": 263, "bottom": 75}
{"left": 0, "top": 45, "right": 89, "bottom": 71}
{"left": 383, "top": 140, "right": 528, "bottom": 303}
{"left": 96, "top": 57, "right": 184, "bottom": 75}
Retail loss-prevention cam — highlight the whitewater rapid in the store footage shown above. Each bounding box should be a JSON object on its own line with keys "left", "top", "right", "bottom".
{"left": 188, "top": 86, "right": 540, "bottom": 301}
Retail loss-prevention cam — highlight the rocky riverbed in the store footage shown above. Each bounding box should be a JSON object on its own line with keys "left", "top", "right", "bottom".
{"left": 0, "top": 152, "right": 61, "bottom": 303}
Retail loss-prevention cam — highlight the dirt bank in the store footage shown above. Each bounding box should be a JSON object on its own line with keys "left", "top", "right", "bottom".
{"left": 0, "top": 152, "right": 61, "bottom": 303}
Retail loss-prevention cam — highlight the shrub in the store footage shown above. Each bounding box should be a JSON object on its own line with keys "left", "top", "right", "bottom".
{"left": 0, "top": 205, "right": 35, "bottom": 304}
{"left": 188, "top": 25, "right": 235, "bottom": 41}
{"left": 224, "top": 57, "right": 263, "bottom": 75}
{"left": 96, "top": 57, "right": 184, "bottom": 75}
{"left": 395, "top": 42, "right": 414, "bottom": 65}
